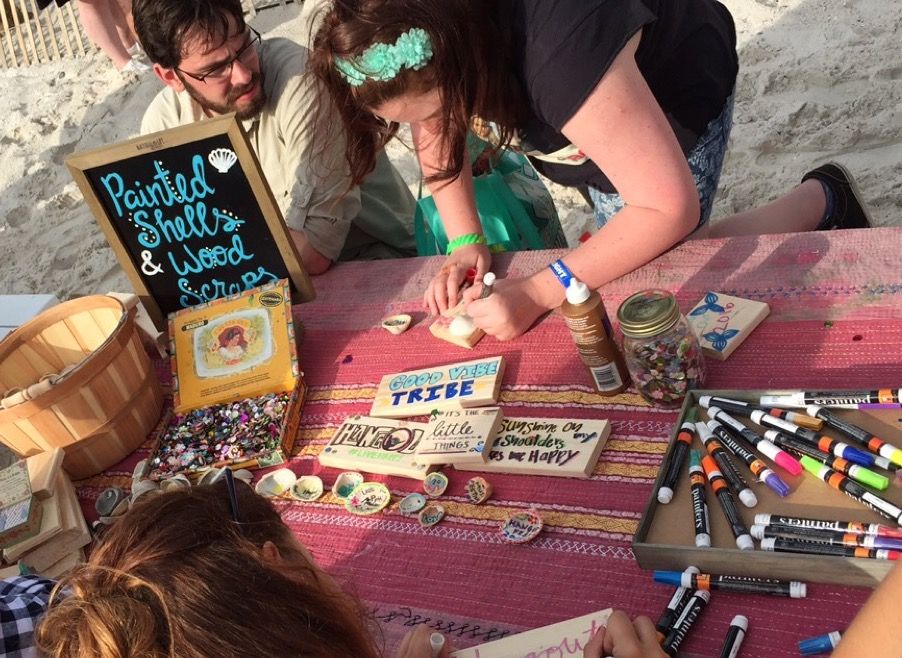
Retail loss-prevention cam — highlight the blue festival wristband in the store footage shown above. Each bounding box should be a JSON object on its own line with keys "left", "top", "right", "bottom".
{"left": 548, "top": 259, "right": 574, "bottom": 288}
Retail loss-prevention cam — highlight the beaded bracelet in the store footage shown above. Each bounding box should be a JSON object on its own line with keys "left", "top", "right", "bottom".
{"left": 446, "top": 233, "right": 487, "bottom": 255}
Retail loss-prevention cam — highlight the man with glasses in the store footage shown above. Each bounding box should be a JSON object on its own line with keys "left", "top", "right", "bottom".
{"left": 134, "top": 0, "right": 416, "bottom": 274}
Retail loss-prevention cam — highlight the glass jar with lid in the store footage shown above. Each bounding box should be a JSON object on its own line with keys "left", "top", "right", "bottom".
{"left": 616, "top": 289, "right": 706, "bottom": 406}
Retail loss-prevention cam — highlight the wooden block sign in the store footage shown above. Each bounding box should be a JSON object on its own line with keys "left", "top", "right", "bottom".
{"left": 451, "top": 608, "right": 612, "bottom": 658}
{"left": 687, "top": 292, "right": 770, "bottom": 360}
{"left": 66, "top": 114, "right": 315, "bottom": 331}
{"left": 456, "top": 416, "right": 611, "bottom": 478}
{"left": 415, "top": 407, "right": 504, "bottom": 466}
{"left": 319, "top": 415, "right": 433, "bottom": 480}
{"left": 370, "top": 356, "right": 505, "bottom": 419}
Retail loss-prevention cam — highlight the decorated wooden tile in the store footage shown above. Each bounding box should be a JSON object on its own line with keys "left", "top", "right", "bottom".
{"left": 414, "top": 407, "right": 504, "bottom": 466}
{"left": 319, "top": 416, "right": 432, "bottom": 480}
{"left": 687, "top": 292, "right": 770, "bottom": 360}
{"left": 370, "top": 356, "right": 505, "bottom": 419}
{"left": 456, "top": 416, "right": 611, "bottom": 478}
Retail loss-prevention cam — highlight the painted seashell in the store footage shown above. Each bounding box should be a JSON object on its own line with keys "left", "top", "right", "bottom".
{"left": 345, "top": 482, "right": 391, "bottom": 516}
{"left": 465, "top": 477, "right": 492, "bottom": 505}
{"left": 398, "top": 492, "right": 427, "bottom": 516}
{"left": 381, "top": 314, "right": 412, "bottom": 335}
{"left": 291, "top": 475, "right": 324, "bottom": 502}
{"left": 418, "top": 504, "right": 445, "bottom": 527}
{"left": 254, "top": 468, "right": 298, "bottom": 498}
{"left": 160, "top": 474, "right": 193, "bottom": 492}
{"left": 208, "top": 147, "right": 238, "bottom": 173}
{"left": 500, "top": 509, "right": 543, "bottom": 544}
{"left": 332, "top": 471, "right": 364, "bottom": 499}
{"left": 423, "top": 471, "right": 449, "bottom": 498}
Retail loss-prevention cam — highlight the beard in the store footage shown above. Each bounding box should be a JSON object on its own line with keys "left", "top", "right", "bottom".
{"left": 183, "top": 70, "right": 267, "bottom": 120}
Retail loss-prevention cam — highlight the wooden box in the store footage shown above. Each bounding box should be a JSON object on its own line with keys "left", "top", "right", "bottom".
{"left": 633, "top": 389, "right": 902, "bottom": 587}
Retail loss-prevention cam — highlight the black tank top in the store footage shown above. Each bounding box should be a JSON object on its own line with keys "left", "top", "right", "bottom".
{"left": 500, "top": 0, "right": 738, "bottom": 191}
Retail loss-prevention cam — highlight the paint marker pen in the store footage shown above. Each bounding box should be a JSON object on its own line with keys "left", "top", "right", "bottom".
{"left": 767, "top": 407, "right": 824, "bottom": 431}
{"left": 658, "top": 408, "right": 697, "bottom": 504}
{"left": 717, "top": 615, "right": 748, "bottom": 658}
{"left": 807, "top": 405, "right": 902, "bottom": 468}
{"left": 799, "top": 455, "right": 902, "bottom": 525}
{"left": 430, "top": 633, "right": 445, "bottom": 658}
{"left": 477, "top": 272, "right": 496, "bottom": 300}
{"left": 751, "top": 524, "right": 902, "bottom": 551}
{"left": 759, "top": 424, "right": 878, "bottom": 469}
{"left": 754, "top": 513, "right": 902, "bottom": 539}
{"left": 701, "top": 455, "right": 754, "bottom": 550}
{"left": 707, "top": 420, "right": 790, "bottom": 497}
{"left": 698, "top": 395, "right": 760, "bottom": 417}
{"left": 661, "top": 589, "right": 710, "bottom": 657}
{"left": 654, "top": 565, "right": 700, "bottom": 640}
{"left": 653, "top": 570, "right": 806, "bottom": 598}
{"left": 798, "top": 630, "right": 843, "bottom": 655}
{"left": 707, "top": 407, "right": 802, "bottom": 475}
{"left": 760, "top": 389, "right": 902, "bottom": 409}
{"left": 767, "top": 431, "right": 889, "bottom": 490}
{"left": 760, "top": 536, "right": 900, "bottom": 560}
{"left": 697, "top": 422, "right": 757, "bottom": 507}
{"left": 688, "top": 450, "right": 711, "bottom": 548}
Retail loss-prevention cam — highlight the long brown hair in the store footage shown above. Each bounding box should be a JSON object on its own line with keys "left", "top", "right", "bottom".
{"left": 35, "top": 481, "right": 381, "bottom": 658}
{"left": 308, "top": 0, "right": 525, "bottom": 187}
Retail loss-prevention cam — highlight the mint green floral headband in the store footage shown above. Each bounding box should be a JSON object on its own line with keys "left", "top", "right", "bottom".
{"left": 335, "top": 27, "right": 433, "bottom": 86}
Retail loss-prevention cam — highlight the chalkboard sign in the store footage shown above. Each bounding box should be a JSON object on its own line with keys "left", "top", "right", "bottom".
{"left": 66, "top": 115, "right": 314, "bottom": 331}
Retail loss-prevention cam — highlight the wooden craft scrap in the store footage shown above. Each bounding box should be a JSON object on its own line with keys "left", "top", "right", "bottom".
{"left": 319, "top": 415, "right": 433, "bottom": 480}
{"left": 415, "top": 407, "right": 504, "bottom": 466}
{"left": 457, "top": 416, "right": 611, "bottom": 478}
{"left": 687, "top": 292, "right": 770, "bottom": 360}
{"left": 371, "top": 356, "right": 505, "bottom": 419}
{"left": 465, "top": 477, "right": 492, "bottom": 504}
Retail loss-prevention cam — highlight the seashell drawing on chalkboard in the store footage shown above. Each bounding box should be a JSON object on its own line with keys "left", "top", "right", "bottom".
{"left": 208, "top": 148, "right": 238, "bottom": 173}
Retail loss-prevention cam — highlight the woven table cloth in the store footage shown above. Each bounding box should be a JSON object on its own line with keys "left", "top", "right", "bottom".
{"left": 78, "top": 227, "right": 902, "bottom": 657}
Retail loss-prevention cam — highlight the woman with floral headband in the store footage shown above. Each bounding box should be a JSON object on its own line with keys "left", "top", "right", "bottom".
{"left": 309, "top": 0, "right": 870, "bottom": 340}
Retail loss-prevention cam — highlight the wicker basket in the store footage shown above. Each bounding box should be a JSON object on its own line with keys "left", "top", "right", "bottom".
{"left": 0, "top": 295, "right": 163, "bottom": 479}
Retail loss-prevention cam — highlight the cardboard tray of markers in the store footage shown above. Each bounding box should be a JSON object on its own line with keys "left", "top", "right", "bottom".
{"left": 633, "top": 389, "right": 902, "bottom": 587}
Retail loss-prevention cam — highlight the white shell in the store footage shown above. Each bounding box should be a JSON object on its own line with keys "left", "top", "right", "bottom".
{"left": 160, "top": 474, "right": 192, "bottom": 492}
{"left": 448, "top": 315, "right": 476, "bottom": 337}
{"left": 232, "top": 469, "right": 254, "bottom": 485}
{"left": 254, "top": 468, "right": 298, "bottom": 498}
{"left": 291, "top": 475, "right": 324, "bottom": 502}
{"left": 208, "top": 148, "right": 238, "bottom": 173}
{"left": 381, "top": 314, "right": 412, "bottom": 335}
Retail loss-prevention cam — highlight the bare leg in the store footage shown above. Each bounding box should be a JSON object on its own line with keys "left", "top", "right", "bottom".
{"left": 76, "top": 0, "right": 133, "bottom": 69}
{"left": 700, "top": 180, "right": 826, "bottom": 238}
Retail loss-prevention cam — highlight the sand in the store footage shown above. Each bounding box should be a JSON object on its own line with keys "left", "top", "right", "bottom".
{"left": 0, "top": 0, "right": 899, "bottom": 301}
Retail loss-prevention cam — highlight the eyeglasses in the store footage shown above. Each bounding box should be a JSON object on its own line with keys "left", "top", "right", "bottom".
{"left": 177, "top": 27, "right": 262, "bottom": 84}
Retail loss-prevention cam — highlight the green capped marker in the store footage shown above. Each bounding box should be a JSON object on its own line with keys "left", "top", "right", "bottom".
{"left": 800, "top": 455, "right": 902, "bottom": 525}
{"left": 769, "top": 431, "right": 889, "bottom": 490}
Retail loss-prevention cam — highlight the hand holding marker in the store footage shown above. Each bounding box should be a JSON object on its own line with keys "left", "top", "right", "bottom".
{"left": 657, "top": 408, "right": 697, "bottom": 504}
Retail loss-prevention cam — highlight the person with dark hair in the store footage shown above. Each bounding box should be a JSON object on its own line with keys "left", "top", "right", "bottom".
{"left": 134, "top": 0, "right": 417, "bottom": 275}
{"left": 308, "top": 0, "right": 871, "bottom": 340}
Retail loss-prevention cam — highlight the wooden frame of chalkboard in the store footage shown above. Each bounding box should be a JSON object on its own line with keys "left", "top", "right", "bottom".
{"left": 66, "top": 114, "right": 315, "bottom": 332}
